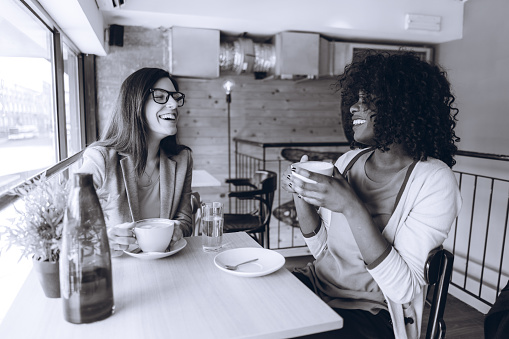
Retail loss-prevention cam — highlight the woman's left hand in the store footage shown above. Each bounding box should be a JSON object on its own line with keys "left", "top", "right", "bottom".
{"left": 290, "top": 165, "right": 360, "bottom": 214}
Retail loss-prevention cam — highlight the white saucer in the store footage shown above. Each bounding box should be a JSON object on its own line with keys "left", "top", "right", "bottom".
{"left": 214, "top": 247, "right": 285, "bottom": 277}
{"left": 124, "top": 238, "right": 187, "bottom": 260}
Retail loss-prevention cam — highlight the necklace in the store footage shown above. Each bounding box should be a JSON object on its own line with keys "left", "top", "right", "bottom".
{"left": 142, "top": 161, "right": 159, "bottom": 185}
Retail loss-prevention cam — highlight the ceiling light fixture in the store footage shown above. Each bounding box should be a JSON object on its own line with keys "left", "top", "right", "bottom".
{"left": 222, "top": 80, "right": 235, "bottom": 95}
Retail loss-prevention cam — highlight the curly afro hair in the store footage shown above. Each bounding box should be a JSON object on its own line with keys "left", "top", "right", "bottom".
{"left": 335, "top": 50, "right": 460, "bottom": 167}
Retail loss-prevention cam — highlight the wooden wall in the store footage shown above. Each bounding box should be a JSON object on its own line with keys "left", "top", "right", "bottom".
{"left": 96, "top": 26, "right": 347, "bottom": 207}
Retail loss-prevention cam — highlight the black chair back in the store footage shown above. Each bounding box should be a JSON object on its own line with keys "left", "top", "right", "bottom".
{"left": 424, "top": 247, "right": 454, "bottom": 339}
{"left": 258, "top": 171, "right": 277, "bottom": 228}
{"left": 224, "top": 170, "right": 277, "bottom": 247}
{"left": 190, "top": 192, "right": 202, "bottom": 236}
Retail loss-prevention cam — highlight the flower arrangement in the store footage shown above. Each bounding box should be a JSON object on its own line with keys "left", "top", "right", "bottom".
{"left": 0, "top": 174, "right": 69, "bottom": 262}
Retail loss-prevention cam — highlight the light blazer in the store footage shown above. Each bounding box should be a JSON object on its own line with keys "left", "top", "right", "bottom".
{"left": 77, "top": 145, "right": 193, "bottom": 237}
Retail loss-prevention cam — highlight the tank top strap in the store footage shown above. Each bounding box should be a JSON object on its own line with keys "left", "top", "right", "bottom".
{"left": 342, "top": 148, "right": 419, "bottom": 213}
{"left": 392, "top": 160, "right": 418, "bottom": 212}
{"left": 342, "top": 148, "right": 374, "bottom": 176}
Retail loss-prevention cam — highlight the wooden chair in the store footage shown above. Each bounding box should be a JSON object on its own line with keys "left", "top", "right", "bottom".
{"left": 223, "top": 170, "right": 277, "bottom": 248}
{"left": 424, "top": 247, "right": 454, "bottom": 339}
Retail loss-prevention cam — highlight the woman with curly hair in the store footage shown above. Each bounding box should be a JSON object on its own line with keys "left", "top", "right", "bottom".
{"left": 281, "top": 51, "right": 462, "bottom": 339}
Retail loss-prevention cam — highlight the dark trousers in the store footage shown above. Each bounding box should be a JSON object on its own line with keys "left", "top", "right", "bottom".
{"left": 485, "top": 280, "right": 509, "bottom": 339}
{"left": 292, "top": 270, "right": 395, "bottom": 339}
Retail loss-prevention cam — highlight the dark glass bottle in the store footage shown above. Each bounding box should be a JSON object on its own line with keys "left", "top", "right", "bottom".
{"left": 60, "top": 173, "right": 114, "bottom": 324}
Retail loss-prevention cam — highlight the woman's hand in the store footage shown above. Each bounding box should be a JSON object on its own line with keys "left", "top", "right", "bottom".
{"left": 290, "top": 165, "right": 360, "bottom": 215}
{"left": 107, "top": 222, "right": 137, "bottom": 257}
{"left": 281, "top": 155, "right": 308, "bottom": 194}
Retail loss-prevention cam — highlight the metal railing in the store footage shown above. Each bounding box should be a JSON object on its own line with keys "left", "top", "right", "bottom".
{"left": 234, "top": 138, "right": 509, "bottom": 306}
{"left": 233, "top": 138, "right": 351, "bottom": 253}
{"left": 448, "top": 151, "right": 509, "bottom": 307}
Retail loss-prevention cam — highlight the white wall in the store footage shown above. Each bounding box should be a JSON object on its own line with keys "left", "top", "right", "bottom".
{"left": 436, "top": 0, "right": 509, "bottom": 313}
{"left": 437, "top": 0, "right": 509, "bottom": 156}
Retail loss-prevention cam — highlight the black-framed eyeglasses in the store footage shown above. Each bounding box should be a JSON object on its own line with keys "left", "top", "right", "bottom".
{"left": 149, "top": 88, "right": 185, "bottom": 107}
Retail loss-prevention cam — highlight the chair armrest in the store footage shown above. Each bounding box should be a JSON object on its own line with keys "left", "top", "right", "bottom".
{"left": 225, "top": 178, "right": 250, "bottom": 184}
{"left": 225, "top": 178, "right": 256, "bottom": 188}
{"left": 190, "top": 192, "right": 201, "bottom": 214}
{"left": 228, "top": 189, "right": 263, "bottom": 199}
{"left": 190, "top": 192, "right": 202, "bottom": 236}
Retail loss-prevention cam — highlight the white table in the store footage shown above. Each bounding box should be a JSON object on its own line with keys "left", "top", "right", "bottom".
{"left": 0, "top": 233, "right": 342, "bottom": 339}
{"left": 192, "top": 169, "right": 221, "bottom": 188}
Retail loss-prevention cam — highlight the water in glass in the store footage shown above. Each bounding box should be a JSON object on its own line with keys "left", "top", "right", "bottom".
{"left": 201, "top": 202, "right": 223, "bottom": 252}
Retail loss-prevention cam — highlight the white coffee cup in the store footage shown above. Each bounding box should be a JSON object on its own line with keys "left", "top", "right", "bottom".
{"left": 292, "top": 161, "right": 334, "bottom": 184}
{"left": 134, "top": 218, "right": 175, "bottom": 253}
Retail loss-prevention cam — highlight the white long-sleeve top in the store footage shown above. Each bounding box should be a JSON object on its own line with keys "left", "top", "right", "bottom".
{"left": 303, "top": 148, "right": 462, "bottom": 339}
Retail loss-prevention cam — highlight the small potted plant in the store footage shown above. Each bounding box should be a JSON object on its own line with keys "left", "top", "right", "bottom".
{"left": 0, "top": 174, "right": 69, "bottom": 298}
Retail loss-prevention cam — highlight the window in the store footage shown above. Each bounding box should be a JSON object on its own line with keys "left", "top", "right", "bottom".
{"left": 0, "top": 0, "right": 84, "bottom": 195}
{"left": 0, "top": 0, "right": 86, "bottom": 324}
{"left": 63, "top": 42, "right": 83, "bottom": 157}
{"left": 0, "top": 0, "right": 56, "bottom": 194}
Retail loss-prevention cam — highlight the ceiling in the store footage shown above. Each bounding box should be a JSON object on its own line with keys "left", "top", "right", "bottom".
{"left": 39, "top": 0, "right": 468, "bottom": 56}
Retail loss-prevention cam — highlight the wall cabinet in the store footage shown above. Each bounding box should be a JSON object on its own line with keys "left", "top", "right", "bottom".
{"left": 331, "top": 42, "right": 433, "bottom": 75}
{"left": 169, "top": 26, "right": 220, "bottom": 78}
{"left": 274, "top": 32, "right": 329, "bottom": 79}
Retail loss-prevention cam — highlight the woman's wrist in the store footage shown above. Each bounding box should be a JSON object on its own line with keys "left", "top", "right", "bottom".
{"left": 338, "top": 196, "right": 365, "bottom": 218}
{"left": 301, "top": 221, "right": 321, "bottom": 238}
{"left": 292, "top": 192, "right": 321, "bottom": 235}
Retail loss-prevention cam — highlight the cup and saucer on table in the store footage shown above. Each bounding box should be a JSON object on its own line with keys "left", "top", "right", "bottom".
{"left": 123, "top": 218, "right": 187, "bottom": 260}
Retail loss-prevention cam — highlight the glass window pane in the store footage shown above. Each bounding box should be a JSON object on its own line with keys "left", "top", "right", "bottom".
{"left": 0, "top": 0, "right": 57, "bottom": 195}
{"left": 63, "top": 43, "right": 82, "bottom": 157}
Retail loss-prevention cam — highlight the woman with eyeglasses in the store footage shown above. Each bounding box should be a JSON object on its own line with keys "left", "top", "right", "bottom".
{"left": 78, "top": 67, "right": 192, "bottom": 257}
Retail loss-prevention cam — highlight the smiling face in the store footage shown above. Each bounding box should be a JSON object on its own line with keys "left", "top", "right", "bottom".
{"left": 144, "top": 77, "right": 179, "bottom": 141}
{"left": 350, "top": 90, "right": 377, "bottom": 145}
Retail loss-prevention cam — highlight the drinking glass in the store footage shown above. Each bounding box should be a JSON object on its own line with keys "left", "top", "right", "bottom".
{"left": 201, "top": 202, "right": 224, "bottom": 252}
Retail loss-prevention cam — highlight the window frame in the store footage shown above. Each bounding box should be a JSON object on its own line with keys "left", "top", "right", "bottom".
{"left": 0, "top": 0, "right": 93, "bottom": 210}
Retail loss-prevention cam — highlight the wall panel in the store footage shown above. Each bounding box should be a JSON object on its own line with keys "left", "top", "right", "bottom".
{"left": 96, "top": 26, "right": 346, "bottom": 209}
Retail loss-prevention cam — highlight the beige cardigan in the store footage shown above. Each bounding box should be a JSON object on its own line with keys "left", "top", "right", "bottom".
{"left": 304, "top": 148, "right": 462, "bottom": 339}
{"left": 77, "top": 146, "right": 193, "bottom": 237}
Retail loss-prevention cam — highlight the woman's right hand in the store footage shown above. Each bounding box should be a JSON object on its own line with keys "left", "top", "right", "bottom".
{"left": 281, "top": 155, "right": 322, "bottom": 235}
{"left": 107, "top": 221, "right": 137, "bottom": 257}
{"left": 281, "top": 155, "right": 308, "bottom": 194}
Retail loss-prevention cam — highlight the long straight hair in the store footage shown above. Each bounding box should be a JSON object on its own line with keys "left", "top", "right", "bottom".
{"left": 94, "top": 68, "right": 190, "bottom": 176}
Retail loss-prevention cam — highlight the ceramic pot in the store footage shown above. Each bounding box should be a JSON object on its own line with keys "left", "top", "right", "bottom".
{"left": 32, "top": 257, "right": 60, "bottom": 298}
